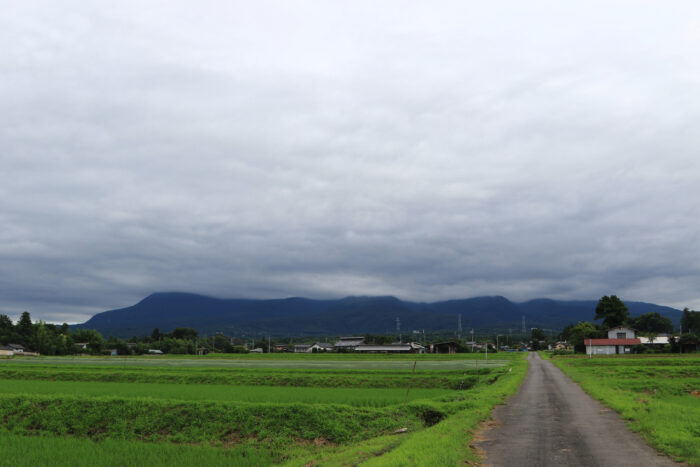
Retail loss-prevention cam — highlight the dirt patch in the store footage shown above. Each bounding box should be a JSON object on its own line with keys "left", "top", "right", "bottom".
{"left": 690, "top": 390, "right": 700, "bottom": 398}
{"left": 471, "top": 418, "right": 502, "bottom": 460}
{"left": 294, "top": 437, "right": 337, "bottom": 448}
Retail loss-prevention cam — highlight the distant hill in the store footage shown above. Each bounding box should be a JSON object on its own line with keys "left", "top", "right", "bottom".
{"left": 74, "top": 292, "right": 683, "bottom": 338}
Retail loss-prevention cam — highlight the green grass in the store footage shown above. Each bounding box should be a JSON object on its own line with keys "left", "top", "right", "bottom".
{"left": 0, "top": 379, "right": 451, "bottom": 406}
{"left": 0, "top": 434, "right": 278, "bottom": 467}
{"left": 0, "top": 395, "right": 420, "bottom": 445}
{"left": 290, "top": 357, "right": 529, "bottom": 466}
{"left": 549, "top": 354, "right": 700, "bottom": 465}
{"left": 0, "top": 364, "right": 492, "bottom": 389}
{"left": 6, "top": 354, "right": 514, "bottom": 369}
{"left": 0, "top": 352, "right": 529, "bottom": 465}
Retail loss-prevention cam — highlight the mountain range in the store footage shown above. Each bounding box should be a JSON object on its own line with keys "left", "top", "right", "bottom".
{"left": 75, "top": 292, "right": 683, "bottom": 339}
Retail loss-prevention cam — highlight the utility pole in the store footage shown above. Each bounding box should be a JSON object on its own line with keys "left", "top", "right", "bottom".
{"left": 470, "top": 329, "right": 474, "bottom": 352}
{"left": 396, "top": 317, "right": 401, "bottom": 343}
{"left": 458, "top": 314, "right": 462, "bottom": 340}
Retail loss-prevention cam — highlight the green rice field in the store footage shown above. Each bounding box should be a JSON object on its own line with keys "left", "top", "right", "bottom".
{"left": 549, "top": 354, "right": 700, "bottom": 465}
{"left": 0, "top": 352, "right": 527, "bottom": 466}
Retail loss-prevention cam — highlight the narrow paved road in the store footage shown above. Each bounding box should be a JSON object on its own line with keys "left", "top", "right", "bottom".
{"left": 476, "top": 353, "right": 677, "bottom": 467}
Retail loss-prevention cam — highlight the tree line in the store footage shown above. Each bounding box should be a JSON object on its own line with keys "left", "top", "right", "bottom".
{"left": 0, "top": 311, "right": 246, "bottom": 355}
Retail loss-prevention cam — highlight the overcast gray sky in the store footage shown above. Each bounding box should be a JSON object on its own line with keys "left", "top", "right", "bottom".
{"left": 2, "top": 1, "right": 700, "bottom": 324}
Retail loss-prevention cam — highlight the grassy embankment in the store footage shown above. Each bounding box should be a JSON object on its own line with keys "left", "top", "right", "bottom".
{"left": 548, "top": 354, "right": 700, "bottom": 465}
{"left": 0, "top": 352, "right": 527, "bottom": 465}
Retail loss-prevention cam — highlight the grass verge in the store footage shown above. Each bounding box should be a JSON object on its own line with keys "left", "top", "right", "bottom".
{"left": 549, "top": 354, "right": 700, "bottom": 465}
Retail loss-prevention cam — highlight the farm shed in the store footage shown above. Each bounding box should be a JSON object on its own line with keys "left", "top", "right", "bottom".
{"left": 638, "top": 336, "right": 670, "bottom": 345}
{"left": 0, "top": 346, "right": 14, "bottom": 356}
{"left": 8, "top": 344, "right": 25, "bottom": 354}
{"left": 679, "top": 336, "right": 700, "bottom": 353}
{"left": 310, "top": 342, "right": 334, "bottom": 352}
{"left": 430, "top": 341, "right": 459, "bottom": 354}
{"left": 585, "top": 338, "right": 641, "bottom": 355}
{"left": 354, "top": 342, "right": 425, "bottom": 353}
{"left": 334, "top": 337, "right": 365, "bottom": 351}
{"left": 294, "top": 345, "right": 312, "bottom": 353}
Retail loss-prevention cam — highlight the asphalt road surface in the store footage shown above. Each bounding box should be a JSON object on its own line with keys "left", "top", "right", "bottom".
{"left": 476, "top": 352, "right": 677, "bottom": 467}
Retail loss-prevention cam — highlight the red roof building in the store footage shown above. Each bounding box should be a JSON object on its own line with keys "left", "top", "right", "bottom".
{"left": 587, "top": 338, "right": 641, "bottom": 346}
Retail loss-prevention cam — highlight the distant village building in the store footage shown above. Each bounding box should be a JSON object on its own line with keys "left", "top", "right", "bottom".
{"left": 354, "top": 342, "right": 425, "bottom": 354}
{"left": 0, "top": 346, "right": 15, "bottom": 356}
{"left": 554, "top": 342, "right": 572, "bottom": 351}
{"left": 273, "top": 344, "right": 293, "bottom": 353}
{"left": 585, "top": 327, "right": 641, "bottom": 355}
{"left": 309, "top": 342, "right": 334, "bottom": 352}
{"left": 147, "top": 349, "right": 163, "bottom": 355}
{"left": 8, "top": 344, "right": 25, "bottom": 354}
{"left": 637, "top": 336, "right": 670, "bottom": 345}
{"left": 334, "top": 337, "right": 365, "bottom": 351}
{"left": 430, "top": 341, "right": 459, "bottom": 354}
{"left": 294, "top": 343, "right": 335, "bottom": 353}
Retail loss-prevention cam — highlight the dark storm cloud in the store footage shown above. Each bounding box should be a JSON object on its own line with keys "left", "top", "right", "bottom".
{"left": 2, "top": 1, "right": 700, "bottom": 323}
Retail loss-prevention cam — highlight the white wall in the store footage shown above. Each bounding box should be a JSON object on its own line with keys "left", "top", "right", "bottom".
{"left": 607, "top": 327, "right": 635, "bottom": 339}
{"left": 586, "top": 345, "right": 616, "bottom": 355}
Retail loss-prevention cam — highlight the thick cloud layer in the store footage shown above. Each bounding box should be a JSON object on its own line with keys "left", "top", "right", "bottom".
{"left": 2, "top": 1, "right": 699, "bottom": 323}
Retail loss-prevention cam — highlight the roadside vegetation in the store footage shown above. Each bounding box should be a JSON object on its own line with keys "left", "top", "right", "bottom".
{"left": 549, "top": 354, "right": 700, "bottom": 465}
{"left": 0, "top": 352, "right": 527, "bottom": 465}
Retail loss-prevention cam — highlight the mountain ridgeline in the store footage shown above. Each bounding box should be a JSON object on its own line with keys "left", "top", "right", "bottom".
{"left": 75, "top": 293, "right": 683, "bottom": 339}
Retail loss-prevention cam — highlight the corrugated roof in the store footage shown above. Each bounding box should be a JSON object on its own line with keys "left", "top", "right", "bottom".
{"left": 638, "top": 337, "right": 670, "bottom": 344}
{"left": 355, "top": 344, "right": 411, "bottom": 351}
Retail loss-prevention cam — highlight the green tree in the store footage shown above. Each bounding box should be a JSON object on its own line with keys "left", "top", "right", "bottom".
{"left": 0, "top": 314, "right": 12, "bottom": 331}
{"left": 566, "top": 322, "right": 600, "bottom": 352}
{"left": 17, "top": 311, "right": 34, "bottom": 338}
{"left": 172, "top": 327, "right": 198, "bottom": 341}
{"left": 629, "top": 312, "right": 673, "bottom": 334}
{"left": 72, "top": 329, "right": 105, "bottom": 354}
{"left": 594, "top": 295, "right": 629, "bottom": 328}
{"left": 34, "top": 323, "right": 55, "bottom": 355}
{"left": 680, "top": 308, "right": 700, "bottom": 334}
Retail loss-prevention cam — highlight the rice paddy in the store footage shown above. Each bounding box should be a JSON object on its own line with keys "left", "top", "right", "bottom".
{"left": 0, "top": 352, "right": 527, "bottom": 465}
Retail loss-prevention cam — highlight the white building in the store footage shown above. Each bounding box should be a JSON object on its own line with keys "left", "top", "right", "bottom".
{"left": 585, "top": 327, "right": 640, "bottom": 355}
